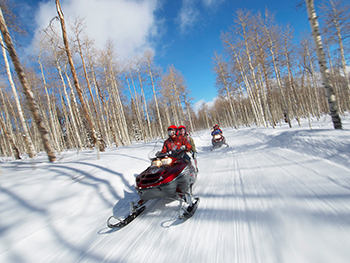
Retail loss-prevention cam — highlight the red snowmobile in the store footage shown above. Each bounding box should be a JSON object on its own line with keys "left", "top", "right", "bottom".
{"left": 107, "top": 149, "right": 199, "bottom": 228}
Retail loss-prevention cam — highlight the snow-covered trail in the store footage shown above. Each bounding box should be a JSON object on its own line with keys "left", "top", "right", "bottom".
{"left": 76, "top": 128, "right": 350, "bottom": 263}
{"left": 1, "top": 118, "right": 350, "bottom": 263}
{"left": 191, "top": 130, "right": 350, "bottom": 263}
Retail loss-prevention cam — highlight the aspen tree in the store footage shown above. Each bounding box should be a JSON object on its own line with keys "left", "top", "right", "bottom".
{"left": 100, "top": 54, "right": 123, "bottom": 146}
{"left": 324, "top": 39, "right": 344, "bottom": 112}
{"left": 320, "top": 0, "right": 350, "bottom": 107}
{"left": 123, "top": 62, "right": 145, "bottom": 141}
{"left": 0, "top": 89, "right": 19, "bottom": 158}
{"left": 251, "top": 13, "right": 275, "bottom": 127}
{"left": 37, "top": 48, "right": 62, "bottom": 152}
{"left": 110, "top": 65, "right": 130, "bottom": 145}
{"left": 159, "top": 78, "right": 173, "bottom": 127}
{"left": 72, "top": 18, "right": 105, "bottom": 151}
{"left": 143, "top": 50, "right": 165, "bottom": 138}
{"left": 233, "top": 49, "right": 260, "bottom": 125}
{"left": 85, "top": 36, "right": 111, "bottom": 147}
{"left": 213, "top": 52, "right": 237, "bottom": 128}
{"left": 55, "top": 0, "right": 99, "bottom": 145}
{"left": 282, "top": 27, "right": 302, "bottom": 126}
{"left": 51, "top": 40, "right": 83, "bottom": 150}
{"left": 236, "top": 10, "right": 266, "bottom": 127}
{"left": 0, "top": 33, "right": 37, "bottom": 157}
{"left": 259, "top": 11, "right": 289, "bottom": 126}
{"left": 305, "top": 0, "right": 342, "bottom": 129}
{"left": 0, "top": 113, "right": 20, "bottom": 158}
{"left": 63, "top": 63, "right": 90, "bottom": 148}
{"left": 0, "top": 6, "right": 56, "bottom": 161}
{"left": 136, "top": 62, "right": 152, "bottom": 140}
{"left": 167, "top": 65, "right": 186, "bottom": 124}
{"left": 127, "top": 68, "right": 145, "bottom": 141}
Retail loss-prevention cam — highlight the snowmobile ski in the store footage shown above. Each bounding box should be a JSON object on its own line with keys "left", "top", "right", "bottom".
{"left": 107, "top": 205, "right": 146, "bottom": 228}
{"left": 182, "top": 197, "right": 200, "bottom": 219}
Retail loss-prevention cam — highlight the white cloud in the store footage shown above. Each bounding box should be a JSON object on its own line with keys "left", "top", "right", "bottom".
{"left": 176, "top": 0, "right": 225, "bottom": 34}
{"left": 201, "top": 0, "right": 225, "bottom": 8}
{"left": 193, "top": 99, "right": 205, "bottom": 112}
{"left": 176, "top": 0, "right": 199, "bottom": 34}
{"left": 33, "top": 0, "right": 160, "bottom": 58}
{"left": 193, "top": 97, "right": 217, "bottom": 112}
{"left": 206, "top": 97, "right": 217, "bottom": 108}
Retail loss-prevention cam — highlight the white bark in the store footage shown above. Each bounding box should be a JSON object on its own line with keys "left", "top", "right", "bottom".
{"left": 0, "top": 7, "right": 56, "bottom": 161}
{"left": 305, "top": 0, "right": 342, "bottom": 129}
{"left": 0, "top": 31, "right": 36, "bottom": 158}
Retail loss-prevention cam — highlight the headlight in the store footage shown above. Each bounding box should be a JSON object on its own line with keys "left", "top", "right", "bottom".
{"left": 161, "top": 158, "right": 173, "bottom": 165}
{"left": 151, "top": 159, "right": 162, "bottom": 167}
{"left": 151, "top": 158, "right": 173, "bottom": 167}
{"left": 214, "top": 134, "right": 221, "bottom": 139}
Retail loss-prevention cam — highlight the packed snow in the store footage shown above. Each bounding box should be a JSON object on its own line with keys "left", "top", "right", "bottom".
{"left": 1, "top": 115, "right": 350, "bottom": 263}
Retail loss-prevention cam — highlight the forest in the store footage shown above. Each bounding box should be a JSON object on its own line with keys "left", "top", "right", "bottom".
{"left": 0, "top": 0, "right": 349, "bottom": 161}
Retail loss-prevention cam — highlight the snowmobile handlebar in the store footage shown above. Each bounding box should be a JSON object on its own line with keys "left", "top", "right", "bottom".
{"left": 155, "top": 149, "right": 185, "bottom": 159}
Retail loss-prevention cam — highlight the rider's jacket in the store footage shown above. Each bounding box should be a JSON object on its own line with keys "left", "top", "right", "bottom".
{"left": 161, "top": 136, "right": 191, "bottom": 153}
{"left": 211, "top": 129, "right": 223, "bottom": 136}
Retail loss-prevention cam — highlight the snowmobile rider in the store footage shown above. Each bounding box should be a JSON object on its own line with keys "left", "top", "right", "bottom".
{"left": 178, "top": 125, "right": 198, "bottom": 172}
{"left": 211, "top": 124, "right": 223, "bottom": 136}
{"left": 178, "top": 125, "right": 197, "bottom": 159}
{"left": 161, "top": 125, "right": 192, "bottom": 154}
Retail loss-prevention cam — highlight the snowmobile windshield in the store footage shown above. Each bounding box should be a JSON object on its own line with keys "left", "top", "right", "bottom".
{"left": 147, "top": 140, "right": 164, "bottom": 160}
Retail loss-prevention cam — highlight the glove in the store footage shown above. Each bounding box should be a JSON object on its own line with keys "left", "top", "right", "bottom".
{"left": 180, "top": 145, "right": 186, "bottom": 151}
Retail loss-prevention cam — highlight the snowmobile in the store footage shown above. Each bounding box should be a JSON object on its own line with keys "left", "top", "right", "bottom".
{"left": 107, "top": 149, "right": 199, "bottom": 228}
{"left": 211, "top": 130, "right": 229, "bottom": 150}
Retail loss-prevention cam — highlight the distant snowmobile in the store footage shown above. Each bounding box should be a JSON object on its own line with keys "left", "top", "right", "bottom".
{"left": 107, "top": 149, "right": 199, "bottom": 228}
{"left": 211, "top": 130, "right": 229, "bottom": 150}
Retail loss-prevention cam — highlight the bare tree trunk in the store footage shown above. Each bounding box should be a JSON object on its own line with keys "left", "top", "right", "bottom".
{"left": 38, "top": 50, "right": 62, "bottom": 152}
{"left": 137, "top": 66, "right": 152, "bottom": 139}
{"left": 261, "top": 17, "right": 291, "bottom": 127}
{"left": 325, "top": 42, "right": 343, "bottom": 113}
{"left": 0, "top": 32, "right": 36, "bottom": 158}
{"left": 86, "top": 44, "right": 111, "bottom": 147}
{"left": 74, "top": 26, "right": 105, "bottom": 151}
{"left": 144, "top": 51, "right": 165, "bottom": 138}
{"left": 55, "top": 0, "right": 98, "bottom": 145}
{"left": 128, "top": 71, "right": 145, "bottom": 141}
{"left": 103, "top": 65, "right": 123, "bottom": 146}
{"left": 234, "top": 51, "right": 260, "bottom": 126}
{"left": 106, "top": 59, "right": 130, "bottom": 145}
{"left": 64, "top": 62, "right": 90, "bottom": 149}
{"left": 183, "top": 94, "right": 195, "bottom": 132}
{"left": 125, "top": 75, "right": 144, "bottom": 141}
{"left": 52, "top": 45, "right": 83, "bottom": 150}
{"left": 305, "top": 0, "right": 342, "bottom": 129}
{"left": 0, "top": 7, "right": 56, "bottom": 161}
{"left": 0, "top": 114, "right": 21, "bottom": 159}
{"left": 322, "top": 0, "right": 350, "bottom": 107}
{"left": 239, "top": 18, "right": 266, "bottom": 127}
{"left": 213, "top": 52, "right": 237, "bottom": 128}
{"left": 168, "top": 66, "right": 185, "bottom": 124}
{"left": 305, "top": 46, "right": 321, "bottom": 117}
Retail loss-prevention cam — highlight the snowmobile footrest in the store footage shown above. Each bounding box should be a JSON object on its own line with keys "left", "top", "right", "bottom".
{"left": 107, "top": 205, "right": 146, "bottom": 228}
{"left": 182, "top": 197, "right": 200, "bottom": 219}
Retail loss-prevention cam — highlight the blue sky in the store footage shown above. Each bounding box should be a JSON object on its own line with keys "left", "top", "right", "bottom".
{"left": 11, "top": 0, "right": 311, "bottom": 111}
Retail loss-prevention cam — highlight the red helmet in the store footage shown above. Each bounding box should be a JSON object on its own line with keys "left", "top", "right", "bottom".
{"left": 178, "top": 125, "right": 186, "bottom": 130}
{"left": 214, "top": 124, "right": 219, "bottom": 129}
{"left": 167, "top": 125, "right": 177, "bottom": 131}
{"left": 167, "top": 125, "right": 177, "bottom": 137}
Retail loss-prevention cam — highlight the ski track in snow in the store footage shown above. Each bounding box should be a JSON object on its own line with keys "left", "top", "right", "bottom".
{"left": 1, "top": 116, "right": 350, "bottom": 263}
